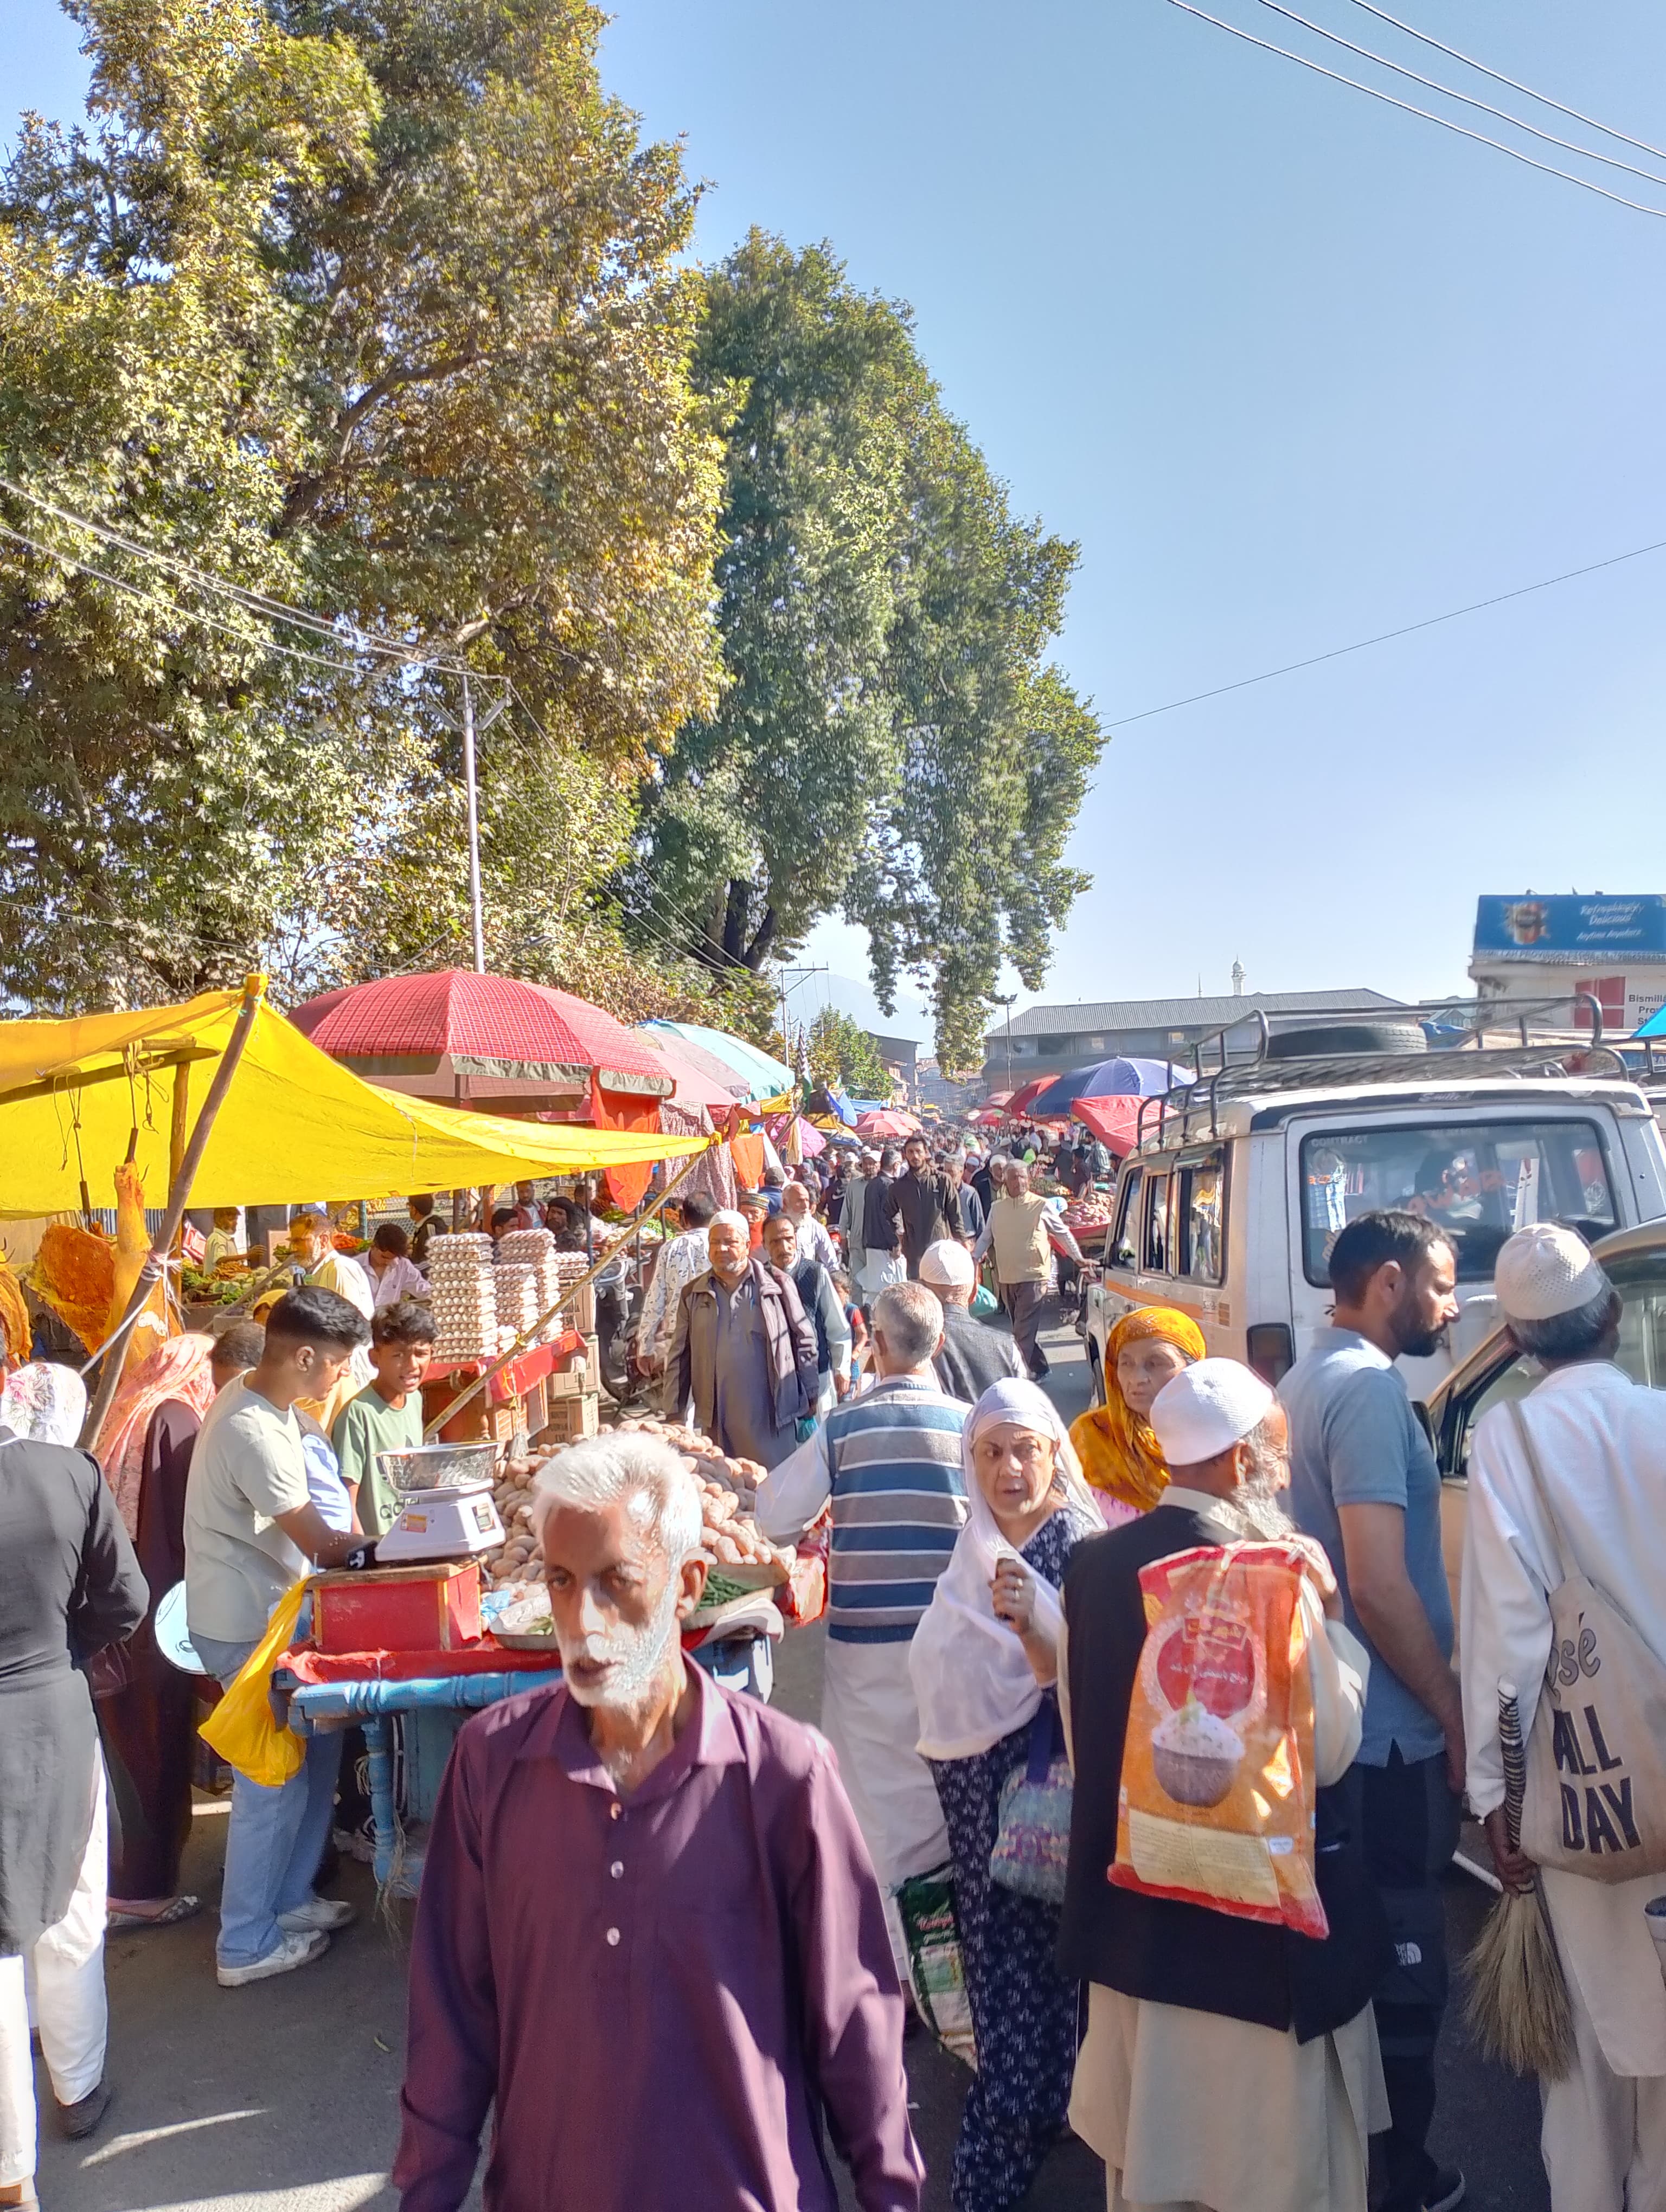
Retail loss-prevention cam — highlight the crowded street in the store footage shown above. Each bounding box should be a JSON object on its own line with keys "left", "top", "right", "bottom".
{"left": 10, "top": 3, "right": 1666, "bottom": 2209}
{"left": 23, "top": 1309, "right": 1549, "bottom": 2212}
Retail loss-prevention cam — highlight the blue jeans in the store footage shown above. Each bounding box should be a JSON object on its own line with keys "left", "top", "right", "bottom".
{"left": 194, "top": 1632, "right": 343, "bottom": 1970}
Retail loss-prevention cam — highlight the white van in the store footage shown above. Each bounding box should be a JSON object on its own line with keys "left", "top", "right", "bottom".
{"left": 1081, "top": 1013, "right": 1666, "bottom": 1406}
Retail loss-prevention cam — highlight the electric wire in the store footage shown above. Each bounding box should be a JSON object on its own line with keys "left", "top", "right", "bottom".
{"left": 1105, "top": 531, "right": 1666, "bottom": 729}
{"left": 1165, "top": 0, "right": 1666, "bottom": 218}
{"left": 502, "top": 680, "right": 758, "bottom": 977}
{"left": 0, "top": 475, "right": 482, "bottom": 676}
{"left": 1253, "top": 0, "right": 1666, "bottom": 189}
{"left": 1343, "top": 0, "right": 1666, "bottom": 164}
{"left": 0, "top": 519, "right": 398, "bottom": 681}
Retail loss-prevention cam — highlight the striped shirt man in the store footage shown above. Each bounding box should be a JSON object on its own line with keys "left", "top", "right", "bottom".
{"left": 756, "top": 1361, "right": 969, "bottom": 1976}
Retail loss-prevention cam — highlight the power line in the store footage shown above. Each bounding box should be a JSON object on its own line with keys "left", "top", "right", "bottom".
{"left": 1253, "top": 0, "right": 1666, "bottom": 190}
{"left": 0, "top": 476, "right": 481, "bottom": 676}
{"left": 1105, "top": 531, "right": 1666, "bottom": 729}
{"left": 1343, "top": 0, "right": 1666, "bottom": 165}
{"left": 502, "top": 679, "right": 759, "bottom": 978}
{"left": 1165, "top": 0, "right": 1666, "bottom": 219}
{"left": 0, "top": 519, "right": 392, "bottom": 681}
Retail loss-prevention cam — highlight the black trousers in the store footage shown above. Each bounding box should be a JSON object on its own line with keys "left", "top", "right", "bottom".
{"left": 1347, "top": 1747, "right": 1462, "bottom": 2212}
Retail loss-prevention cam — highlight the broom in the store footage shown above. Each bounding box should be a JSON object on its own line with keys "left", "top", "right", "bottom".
{"left": 1463, "top": 1678, "right": 1575, "bottom": 2079}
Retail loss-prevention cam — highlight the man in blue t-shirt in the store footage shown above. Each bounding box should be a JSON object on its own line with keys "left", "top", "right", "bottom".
{"left": 1280, "top": 1210, "right": 1463, "bottom": 2212}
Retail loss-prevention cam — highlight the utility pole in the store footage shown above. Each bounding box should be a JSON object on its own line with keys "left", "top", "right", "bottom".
{"left": 774, "top": 963, "right": 828, "bottom": 1076}
{"left": 436, "top": 675, "right": 507, "bottom": 973}
{"left": 994, "top": 992, "right": 1017, "bottom": 1094}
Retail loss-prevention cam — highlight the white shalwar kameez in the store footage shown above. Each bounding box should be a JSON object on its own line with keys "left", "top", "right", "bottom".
{"left": 1463, "top": 1361, "right": 1666, "bottom": 2212}
{"left": 1060, "top": 1490, "right": 1387, "bottom": 2212}
{"left": 755, "top": 1423, "right": 951, "bottom": 1981}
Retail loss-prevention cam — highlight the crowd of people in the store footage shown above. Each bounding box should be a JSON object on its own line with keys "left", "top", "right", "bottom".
{"left": 5, "top": 1113, "right": 1663, "bottom": 2212}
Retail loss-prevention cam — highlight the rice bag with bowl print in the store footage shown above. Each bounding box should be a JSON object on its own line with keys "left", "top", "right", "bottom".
{"left": 1112, "top": 1540, "right": 1332, "bottom": 1939}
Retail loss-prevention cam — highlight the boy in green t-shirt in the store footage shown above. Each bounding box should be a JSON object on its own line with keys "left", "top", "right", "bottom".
{"left": 331, "top": 1301, "right": 437, "bottom": 1538}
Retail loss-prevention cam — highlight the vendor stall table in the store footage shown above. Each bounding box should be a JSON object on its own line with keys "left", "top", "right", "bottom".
{"left": 422, "top": 1341, "right": 566, "bottom": 1444}
{"left": 272, "top": 1632, "right": 773, "bottom": 1894}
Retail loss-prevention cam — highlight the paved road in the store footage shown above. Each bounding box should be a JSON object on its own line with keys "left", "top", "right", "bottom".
{"left": 34, "top": 1307, "right": 1548, "bottom": 2212}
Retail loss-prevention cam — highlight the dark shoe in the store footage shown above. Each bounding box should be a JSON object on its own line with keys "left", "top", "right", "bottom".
{"left": 1425, "top": 2172, "right": 1466, "bottom": 2212}
{"left": 55, "top": 2078, "right": 111, "bottom": 2141}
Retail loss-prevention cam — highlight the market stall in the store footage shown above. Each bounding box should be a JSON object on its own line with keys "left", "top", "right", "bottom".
{"left": 0, "top": 979, "right": 744, "bottom": 1885}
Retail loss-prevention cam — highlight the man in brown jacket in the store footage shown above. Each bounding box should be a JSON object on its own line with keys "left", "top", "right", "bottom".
{"left": 668, "top": 1210, "right": 819, "bottom": 1469}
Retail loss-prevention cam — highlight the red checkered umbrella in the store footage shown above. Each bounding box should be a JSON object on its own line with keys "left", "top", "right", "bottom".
{"left": 288, "top": 969, "right": 671, "bottom": 1111}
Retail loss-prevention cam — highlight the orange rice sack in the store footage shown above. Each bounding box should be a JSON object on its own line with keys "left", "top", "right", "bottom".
{"left": 1111, "top": 1540, "right": 1332, "bottom": 1940}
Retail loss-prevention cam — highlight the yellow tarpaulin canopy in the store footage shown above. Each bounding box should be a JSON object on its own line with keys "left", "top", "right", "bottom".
{"left": 0, "top": 985, "right": 710, "bottom": 1217}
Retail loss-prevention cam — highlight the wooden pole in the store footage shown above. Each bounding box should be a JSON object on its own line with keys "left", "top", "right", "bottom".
{"left": 80, "top": 976, "right": 266, "bottom": 1451}
{"left": 424, "top": 1139, "right": 713, "bottom": 1439}
{"left": 168, "top": 1060, "right": 190, "bottom": 1257}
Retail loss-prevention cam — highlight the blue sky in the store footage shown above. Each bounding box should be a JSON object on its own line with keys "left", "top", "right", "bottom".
{"left": 13, "top": 0, "right": 1666, "bottom": 1030}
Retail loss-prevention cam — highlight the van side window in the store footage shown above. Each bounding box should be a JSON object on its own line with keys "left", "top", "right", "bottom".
{"left": 1111, "top": 1168, "right": 1142, "bottom": 1270}
{"left": 1143, "top": 1172, "right": 1171, "bottom": 1275}
{"left": 1177, "top": 1152, "right": 1226, "bottom": 1283}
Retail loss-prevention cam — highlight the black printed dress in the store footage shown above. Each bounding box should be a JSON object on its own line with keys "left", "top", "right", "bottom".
{"left": 926, "top": 1500, "right": 1100, "bottom": 2212}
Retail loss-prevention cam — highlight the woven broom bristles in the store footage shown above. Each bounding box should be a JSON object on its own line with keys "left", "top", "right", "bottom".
{"left": 1464, "top": 1680, "right": 1576, "bottom": 2079}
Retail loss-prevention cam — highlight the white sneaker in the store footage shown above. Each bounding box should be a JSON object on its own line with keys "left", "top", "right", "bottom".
{"left": 216, "top": 1929, "right": 329, "bottom": 1987}
{"left": 277, "top": 1895, "right": 356, "bottom": 1933}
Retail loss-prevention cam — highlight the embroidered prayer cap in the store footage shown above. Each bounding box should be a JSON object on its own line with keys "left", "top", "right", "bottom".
{"left": 1149, "top": 1357, "right": 1275, "bottom": 1469}
{"left": 919, "top": 1240, "right": 975, "bottom": 1289}
{"left": 1494, "top": 1223, "right": 1607, "bottom": 1321}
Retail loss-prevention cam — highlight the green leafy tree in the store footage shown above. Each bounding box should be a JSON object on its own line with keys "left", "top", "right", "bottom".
{"left": 806, "top": 1007, "right": 887, "bottom": 1097}
{"left": 630, "top": 232, "right": 1106, "bottom": 1071}
{"left": 0, "top": 0, "right": 726, "bottom": 1017}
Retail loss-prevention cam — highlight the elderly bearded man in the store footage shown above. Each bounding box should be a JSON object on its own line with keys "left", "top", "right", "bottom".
{"left": 395, "top": 1435, "right": 924, "bottom": 2212}
{"left": 668, "top": 1209, "right": 818, "bottom": 1470}
{"left": 1060, "top": 1360, "right": 1390, "bottom": 2212}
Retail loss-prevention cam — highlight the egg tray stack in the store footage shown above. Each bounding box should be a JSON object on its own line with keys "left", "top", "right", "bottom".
{"left": 495, "top": 1227, "right": 566, "bottom": 1345}
{"left": 426, "top": 1234, "right": 499, "bottom": 1362}
{"left": 495, "top": 1261, "right": 541, "bottom": 1342}
{"left": 550, "top": 1249, "right": 597, "bottom": 1338}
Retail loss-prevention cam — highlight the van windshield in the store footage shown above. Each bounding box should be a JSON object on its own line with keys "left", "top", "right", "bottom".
{"left": 1300, "top": 1119, "right": 1616, "bottom": 1284}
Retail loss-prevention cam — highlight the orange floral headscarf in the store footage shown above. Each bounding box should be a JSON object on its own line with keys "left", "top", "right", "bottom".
{"left": 97, "top": 1330, "right": 220, "bottom": 1536}
{"left": 1070, "top": 1308, "right": 1207, "bottom": 1514}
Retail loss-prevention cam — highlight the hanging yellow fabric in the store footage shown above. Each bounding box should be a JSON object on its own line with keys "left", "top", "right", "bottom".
{"left": 0, "top": 988, "right": 710, "bottom": 1217}
{"left": 197, "top": 1577, "right": 311, "bottom": 1787}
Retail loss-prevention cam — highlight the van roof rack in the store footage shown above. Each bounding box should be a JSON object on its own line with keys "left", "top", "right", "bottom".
{"left": 1133, "top": 993, "right": 1634, "bottom": 1153}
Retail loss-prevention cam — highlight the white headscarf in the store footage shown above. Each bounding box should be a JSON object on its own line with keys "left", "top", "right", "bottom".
{"left": 0, "top": 1359, "right": 89, "bottom": 1446}
{"left": 911, "top": 1377, "right": 1097, "bottom": 1760}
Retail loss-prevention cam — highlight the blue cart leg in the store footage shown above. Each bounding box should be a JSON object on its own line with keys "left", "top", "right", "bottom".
{"left": 366, "top": 1716, "right": 401, "bottom": 1891}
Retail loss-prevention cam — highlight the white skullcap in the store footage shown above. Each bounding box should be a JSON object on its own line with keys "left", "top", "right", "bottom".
{"left": 919, "top": 1239, "right": 975, "bottom": 1289}
{"left": 1494, "top": 1223, "right": 1606, "bottom": 1321}
{"left": 1150, "top": 1358, "right": 1276, "bottom": 1469}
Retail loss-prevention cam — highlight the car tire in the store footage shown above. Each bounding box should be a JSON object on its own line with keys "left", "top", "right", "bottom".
{"left": 1087, "top": 1342, "right": 1106, "bottom": 1409}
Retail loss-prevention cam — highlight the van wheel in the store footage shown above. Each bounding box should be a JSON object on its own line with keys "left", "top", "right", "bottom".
{"left": 1087, "top": 1342, "right": 1106, "bottom": 1409}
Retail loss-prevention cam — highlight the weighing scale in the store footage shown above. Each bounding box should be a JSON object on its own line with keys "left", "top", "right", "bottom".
{"left": 374, "top": 1441, "right": 506, "bottom": 1564}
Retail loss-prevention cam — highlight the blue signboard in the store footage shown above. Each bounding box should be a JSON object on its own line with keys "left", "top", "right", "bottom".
{"left": 1473, "top": 895, "right": 1666, "bottom": 963}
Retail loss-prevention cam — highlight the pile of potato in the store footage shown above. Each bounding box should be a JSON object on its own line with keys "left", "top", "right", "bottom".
{"left": 480, "top": 1456, "right": 542, "bottom": 1589}
{"left": 476, "top": 1426, "right": 793, "bottom": 1591}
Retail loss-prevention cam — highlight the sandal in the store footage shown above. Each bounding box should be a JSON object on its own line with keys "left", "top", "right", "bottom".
{"left": 106, "top": 1895, "right": 201, "bottom": 1931}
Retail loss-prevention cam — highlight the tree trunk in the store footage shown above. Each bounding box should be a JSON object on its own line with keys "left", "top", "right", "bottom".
{"left": 742, "top": 904, "right": 778, "bottom": 970}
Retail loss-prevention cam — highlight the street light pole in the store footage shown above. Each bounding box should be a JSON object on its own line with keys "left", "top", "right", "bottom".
{"left": 437, "top": 676, "right": 507, "bottom": 974}
{"left": 461, "top": 675, "right": 485, "bottom": 973}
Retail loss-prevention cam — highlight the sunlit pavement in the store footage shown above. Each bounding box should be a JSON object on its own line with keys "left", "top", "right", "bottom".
{"left": 36, "top": 1308, "right": 1544, "bottom": 2212}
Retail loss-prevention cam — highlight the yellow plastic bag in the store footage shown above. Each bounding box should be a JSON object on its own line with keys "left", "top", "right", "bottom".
{"left": 198, "top": 1577, "right": 311, "bottom": 1787}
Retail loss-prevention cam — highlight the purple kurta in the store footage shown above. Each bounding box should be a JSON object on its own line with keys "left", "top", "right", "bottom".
{"left": 394, "top": 1666, "right": 924, "bottom": 2212}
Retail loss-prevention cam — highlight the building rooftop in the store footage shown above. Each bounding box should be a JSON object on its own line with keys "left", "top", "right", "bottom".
{"left": 984, "top": 988, "right": 1400, "bottom": 1046}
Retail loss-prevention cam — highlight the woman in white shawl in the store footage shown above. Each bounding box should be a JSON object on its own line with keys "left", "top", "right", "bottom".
{"left": 910, "top": 1378, "right": 1103, "bottom": 2212}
